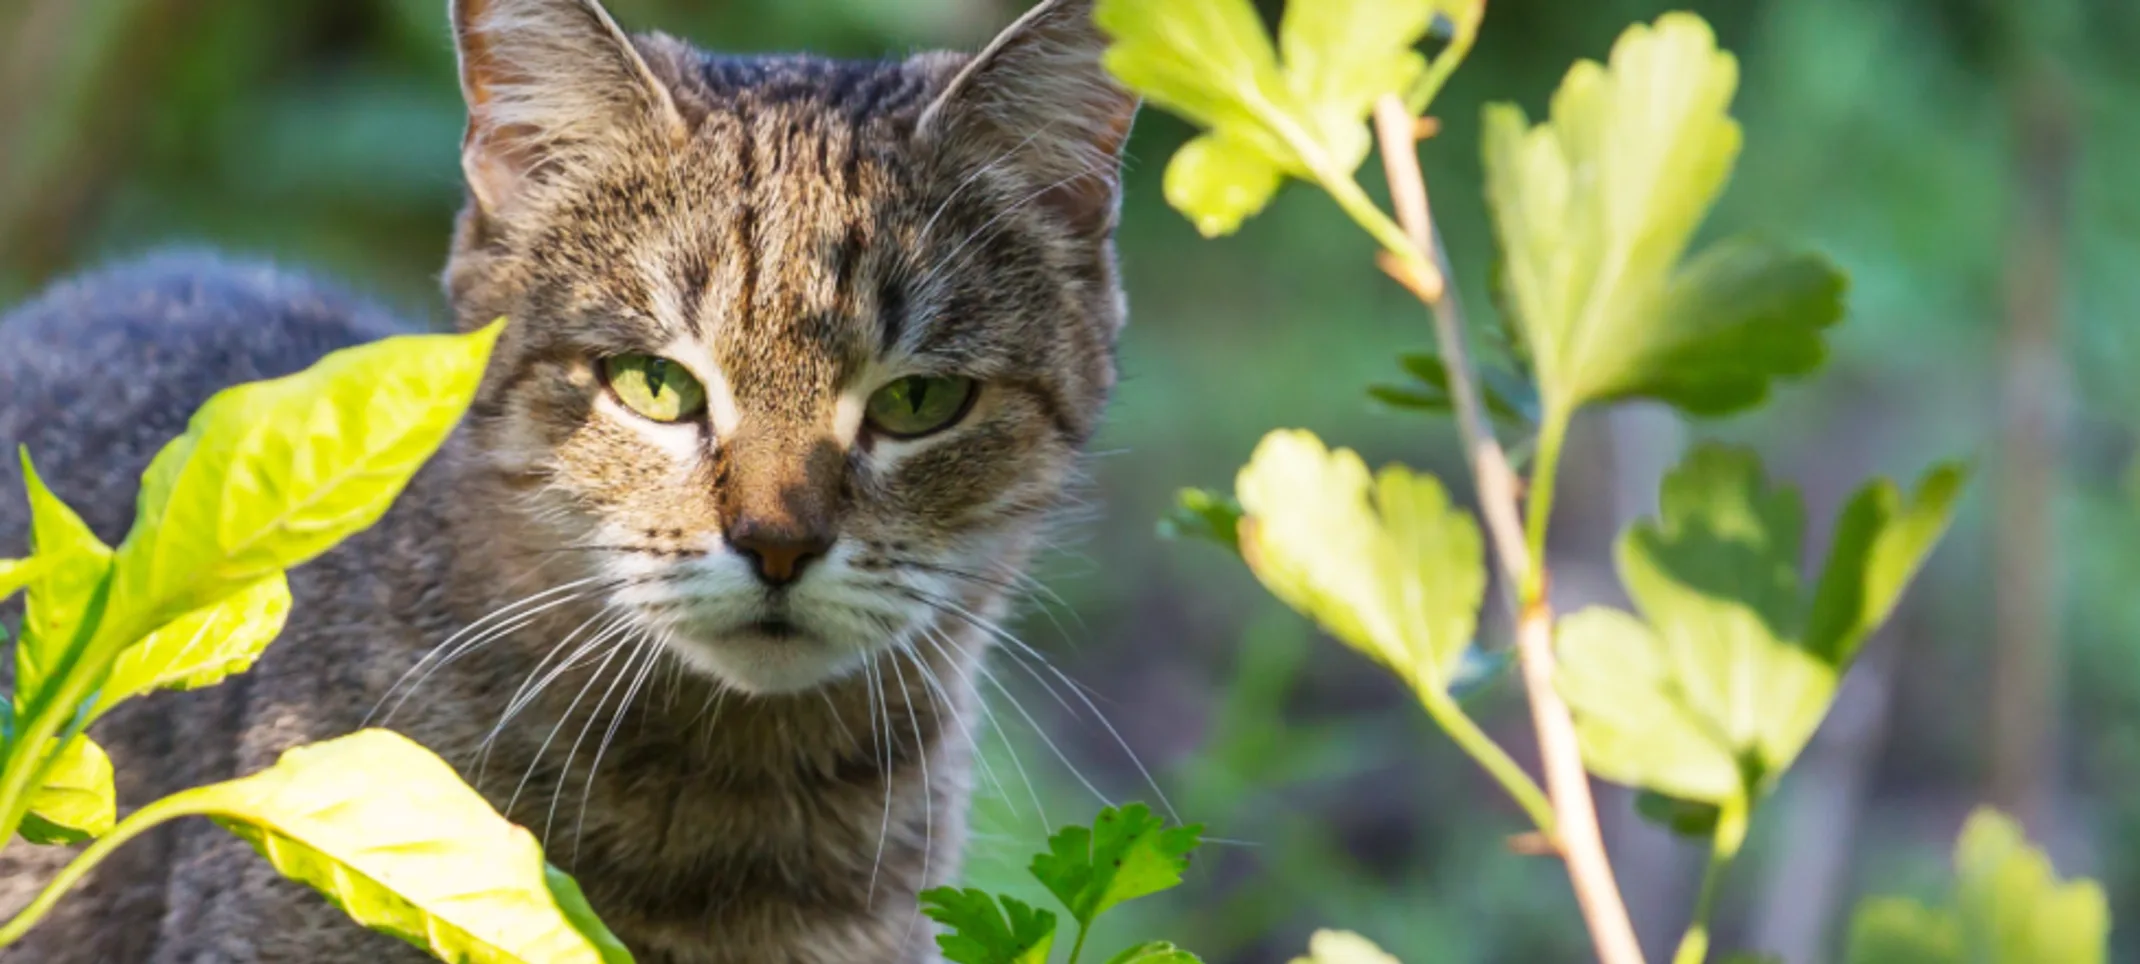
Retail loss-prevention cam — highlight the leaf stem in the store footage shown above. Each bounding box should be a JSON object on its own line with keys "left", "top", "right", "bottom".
{"left": 0, "top": 786, "right": 211, "bottom": 946}
{"left": 0, "top": 578, "right": 126, "bottom": 850}
{"left": 1067, "top": 922, "right": 1090, "bottom": 964}
{"left": 1671, "top": 796, "right": 1750, "bottom": 964}
{"left": 1369, "top": 94, "right": 1647, "bottom": 964}
{"left": 1417, "top": 685, "right": 1555, "bottom": 834}
{"left": 1522, "top": 408, "right": 1571, "bottom": 604}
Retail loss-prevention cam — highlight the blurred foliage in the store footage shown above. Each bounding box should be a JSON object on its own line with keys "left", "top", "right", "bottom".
{"left": 6, "top": 0, "right": 2140, "bottom": 961}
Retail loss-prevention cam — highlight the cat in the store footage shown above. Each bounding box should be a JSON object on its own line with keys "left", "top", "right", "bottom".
{"left": 0, "top": 0, "right": 1137, "bottom": 960}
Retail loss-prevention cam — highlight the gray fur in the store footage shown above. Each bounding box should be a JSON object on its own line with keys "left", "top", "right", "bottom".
{"left": 0, "top": 0, "right": 1134, "bottom": 961}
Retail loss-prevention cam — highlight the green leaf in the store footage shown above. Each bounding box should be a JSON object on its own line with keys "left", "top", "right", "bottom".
{"left": 920, "top": 887, "right": 1056, "bottom": 964}
{"left": 1374, "top": 350, "right": 1541, "bottom": 426}
{"left": 1844, "top": 809, "right": 2107, "bottom": 964}
{"left": 1106, "top": 942, "right": 1203, "bottom": 964}
{"left": 0, "top": 556, "right": 50, "bottom": 602}
{"left": 1633, "top": 790, "right": 1721, "bottom": 839}
{"left": 100, "top": 573, "right": 292, "bottom": 712}
{"left": 13, "top": 451, "right": 115, "bottom": 711}
{"left": 1805, "top": 463, "right": 1969, "bottom": 666}
{"left": 1846, "top": 898, "right": 1963, "bottom": 964}
{"left": 1158, "top": 488, "right": 1244, "bottom": 552}
{"left": 183, "top": 728, "right": 631, "bottom": 963}
{"left": 1028, "top": 803, "right": 1203, "bottom": 928}
{"left": 1234, "top": 430, "right": 1485, "bottom": 692}
{"left": 18, "top": 736, "right": 115, "bottom": 845}
{"left": 1482, "top": 14, "right": 1845, "bottom": 417}
{"left": 1557, "top": 445, "right": 1958, "bottom": 805}
{"left": 1098, "top": 0, "right": 1481, "bottom": 235}
{"left": 1950, "top": 809, "right": 2107, "bottom": 964}
{"left": 110, "top": 322, "right": 503, "bottom": 633}
{"left": 1289, "top": 930, "right": 1403, "bottom": 964}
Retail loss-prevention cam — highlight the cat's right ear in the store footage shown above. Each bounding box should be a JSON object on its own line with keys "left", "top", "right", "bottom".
{"left": 451, "top": 0, "right": 687, "bottom": 217}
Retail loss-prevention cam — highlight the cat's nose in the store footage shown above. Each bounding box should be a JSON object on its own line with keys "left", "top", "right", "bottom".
{"left": 727, "top": 521, "right": 833, "bottom": 587}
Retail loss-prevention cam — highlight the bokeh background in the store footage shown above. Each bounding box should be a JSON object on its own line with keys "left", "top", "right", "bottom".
{"left": 3, "top": 0, "right": 2134, "bottom": 960}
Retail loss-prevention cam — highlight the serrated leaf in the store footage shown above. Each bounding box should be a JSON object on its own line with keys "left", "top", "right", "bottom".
{"left": 18, "top": 735, "right": 115, "bottom": 845}
{"left": 1289, "top": 930, "right": 1403, "bottom": 964}
{"left": 1844, "top": 809, "right": 2106, "bottom": 964}
{"left": 920, "top": 887, "right": 1056, "bottom": 964}
{"left": 13, "top": 452, "right": 114, "bottom": 712}
{"left": 1029, "top": 803, "right": 1203, "bottom": 928}
{"left": 1158, "top": 488, "right": 1244, "bottom": 553}
{"left": 182, "top": 729, "right": 631, "bottom": 963}
{"left": 1107, "top": 941, "right": 1203, "bottom": 964}
{"left": 1235, "top": 430, "right": 1484, "bottom": 692}
{"left": 1806, "top": 463, "right": 1969, "bottom": 666}
{"left": 100, "top": 573, "right": 292, "bottom": 713}
{"left": 1558, "top": 445, "right": 1958, "bottom": 805}
{"left": 1482, "top": 14, "right": 1844, "bottom": 417}
{"left": 109, "top": 322, "right": 503, "bottom": 634}
{"left": 1098, "top": 0, "right": 1481, "bottom": 235}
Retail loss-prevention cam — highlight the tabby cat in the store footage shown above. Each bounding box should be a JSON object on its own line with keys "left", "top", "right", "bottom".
{"left": 0, "top": 0, "right": 1136, "bottom": 960}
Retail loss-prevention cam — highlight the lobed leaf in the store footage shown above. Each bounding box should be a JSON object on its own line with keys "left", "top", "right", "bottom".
{"left": 1806, "top": 463, "right": 1970, "bottom": 666}
{"left": 1482, "top": 14, "right": 1845, "bottom": 418}
{"left": 18, "top": 736, "right": 115, "bottom": 846}
{"left": 920, "top": 888, "right": 1057, "bottom": 964}
{"left": 109, "top": 322, "right": 503, "bottom": 634}
{"left": 0, "top": 556, "right": 50, "bottom": 602}
{"left": 12, "top": 452, "right": 114, "bottom": 713}
{"left": 186, "top": 728, "right": 631, "bottom": 963}
{"left": 1844, "top": 809, "right": 2106, "bottom": 964}
{"left": 1234, "top": 430, "right": 1485, "bottom": 693}
{"left": 1097, "top": 0, "right": 1481, "bottom": 235}
{"left": 1029, "top": 802, "right": 1202, "bottom": 928}
{"left": 1556, "top": 444, "right": 1960, "bottom": 806}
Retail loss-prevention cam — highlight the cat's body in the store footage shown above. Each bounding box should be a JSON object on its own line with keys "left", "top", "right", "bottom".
{"left": 0, "top": 1, "right": 1136, "bottom": 961}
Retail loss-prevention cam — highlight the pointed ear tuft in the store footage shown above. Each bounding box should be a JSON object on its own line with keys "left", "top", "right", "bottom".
{"left": 920, "top": 0, "right": 1140, "bottom": 237}
{"left": 452, "top": 0, "right": 687, "bottom": 216}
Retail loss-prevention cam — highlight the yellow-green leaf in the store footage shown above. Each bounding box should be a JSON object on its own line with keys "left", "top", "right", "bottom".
{"left": 182, "top": 729, "right": 631, "bottom": 963}
{"left": 1235, "top": 430, "right": 1483, "bottom": 692}
{"left": 0, "top": 556, "right": 49, "bottom": 602}
{"left": 1098, "top": 0, "right": 1481, "bottom": 234}
{"left": 1289, "top": 930, "right": 1403, "bottom": 964}
{"left": 110, "top": 322, "right": 503, "bottom": 633}
{"left": 1107, "top": 942, "right": 1202, "bottom": 964}
{"left": 18, "top": 736, "right": 115, "bottom": 845}
{"left": 1557, "top": 445, "right": 1959, "bottom": 805}
{"left": 101, "top": 573, "right": 292, "bottom": 712}
{"left": 1806, "top": 463, "right": 1970, "bottom": 666}
{"left": 1482, "top": 14, "right": 1844, "bottom": 418}
{"left": 1844, "top": 809, "right": 2106, "bottom": 964}
{"left": 13, "top": 452, "right": 114, "bottom": 712}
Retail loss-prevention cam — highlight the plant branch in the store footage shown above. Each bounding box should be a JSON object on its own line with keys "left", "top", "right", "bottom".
{"left": 1370, "top": 94, "right": 1647, "bottom": 964}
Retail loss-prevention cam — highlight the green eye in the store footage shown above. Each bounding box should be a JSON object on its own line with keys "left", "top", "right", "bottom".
{"left": 602, "top": 354, "right": 707, "bottom": 423}
{"left": 865, "top": 375, "right": 977, "bottom": 438}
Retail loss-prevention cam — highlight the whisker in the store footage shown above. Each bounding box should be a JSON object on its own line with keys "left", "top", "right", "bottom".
{"left": 576, "top": 634, "right": 663, "bottom": 860}
{"left": 367, "top": 574, "right": 620, "bottom": 726}
{"left": 886, "top": 649, "right": 934, "bottom": 951}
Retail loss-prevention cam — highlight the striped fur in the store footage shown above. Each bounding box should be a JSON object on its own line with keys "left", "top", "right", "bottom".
{"left": 0, "top": 1, "right": 1134, "bottom": 961}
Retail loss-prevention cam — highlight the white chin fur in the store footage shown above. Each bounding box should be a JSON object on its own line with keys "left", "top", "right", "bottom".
{"left": 661, "top": 627, "right": 871, "bottom": 696}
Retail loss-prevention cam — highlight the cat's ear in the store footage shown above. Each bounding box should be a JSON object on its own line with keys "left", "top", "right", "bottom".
{"left": 451, "top": 0, "right": 687, "bottom": 216}
{"left": 919, "top": 0, "right": 1140, "bottom": 237}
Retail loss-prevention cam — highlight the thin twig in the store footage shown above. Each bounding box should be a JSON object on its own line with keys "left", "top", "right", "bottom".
{"left": 1371, "top": 94, "right": 1648, "bottom": 964}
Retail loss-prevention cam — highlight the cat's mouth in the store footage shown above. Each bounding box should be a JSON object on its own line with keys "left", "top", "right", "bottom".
{"left": 745, "top": 617, "right": 803, "bottom": 640}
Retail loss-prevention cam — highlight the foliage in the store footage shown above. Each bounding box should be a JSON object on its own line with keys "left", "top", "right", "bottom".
{"left": 0, "top": 321, "right": 632, "bottom": 962}
{"left": 1106, "top": 0, "right": 1972, "bottom": 962}
{"left": 1845, "top": 809, "right": 2107, "bottom": 964}
{"left": 924, "top": 803, "right": 1205, "bottom": 964}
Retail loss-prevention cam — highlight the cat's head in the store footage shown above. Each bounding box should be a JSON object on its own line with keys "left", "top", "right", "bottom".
{"left": 440, "top": 0, "right": 1135, "bottom": 695}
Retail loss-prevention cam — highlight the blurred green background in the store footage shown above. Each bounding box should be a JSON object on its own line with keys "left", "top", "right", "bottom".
{"left": 3, "top": 0, "right": 2135, "bottom": 960}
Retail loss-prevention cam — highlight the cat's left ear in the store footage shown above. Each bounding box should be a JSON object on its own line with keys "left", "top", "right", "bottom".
{"left": 919, "top": 0, "right": 1139, "bottom": 238}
